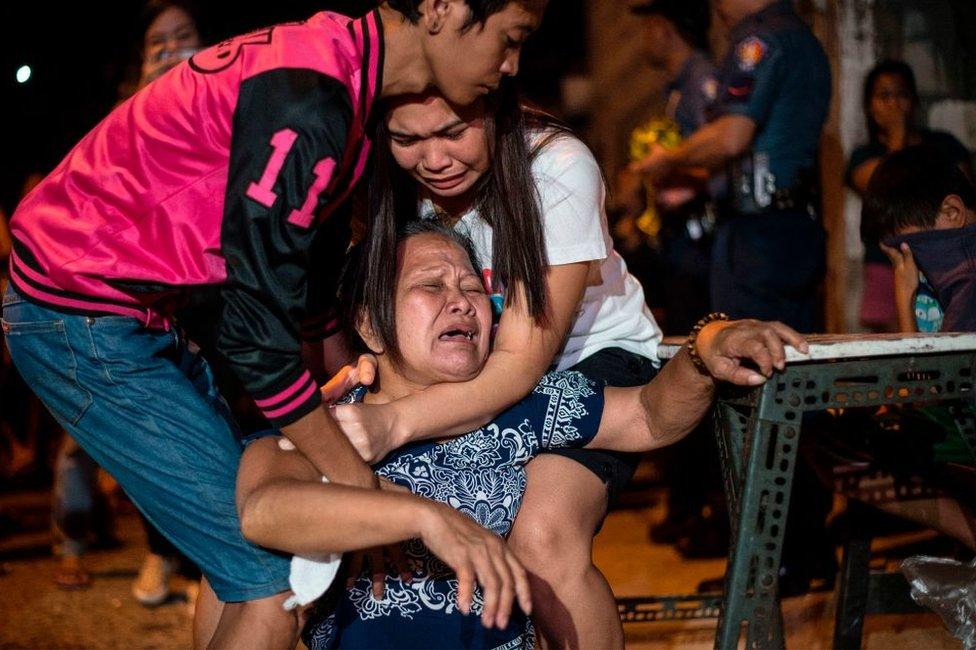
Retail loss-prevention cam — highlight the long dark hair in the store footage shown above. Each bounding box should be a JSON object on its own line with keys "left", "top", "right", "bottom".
{"left": 863, "top": 59, "right": 919, "bottom": 144}
{"left": 360, "top": 79, "right": 573, "bottom": 358}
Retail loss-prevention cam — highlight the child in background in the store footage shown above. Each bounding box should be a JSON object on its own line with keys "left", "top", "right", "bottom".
{"left": 839, "top": 144, "right": 976, "bottom": 548}
{"left": 862, "top": 145, "right": 976, "bottom": 334}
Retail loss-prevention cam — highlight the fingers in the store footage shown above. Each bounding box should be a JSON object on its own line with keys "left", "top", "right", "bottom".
{"left": 765, "top": 320, "right": 808, "bottom": 355}
{"left": 354, "top": 353, "right": 378, "bottom": 387}
{"left": 738, "top": 338, "right": 773, "bottom": 377}
{"left": 900, "top": 242, "right": 915, "bottom": 265}
{"left": 456, "top": 564, "right": 475, "bottom": 616}
{"left": 505, "top": 552, "right": 532, "bottom": 616}
{"left": 346, "top": 551, "right": 364, "bottom": 589}
{"left": 320, "top": 366, "right": 354, "bottom": 404}
{"left": 722, "top": 360, "right": 767, "bottom": 386}
{"left": 388, "top": 540, "right": 413, "bottom": 584}
{"left": 879, "top": 242, "right": 900, "bottom": 265}
{"left": 486, "top": 539, "right": 516, "bottom": 629}
{"left": 369, "top": 547, "right": 386, "bottom": 599}
{"left": 761, "top": 328, "right": 787, "bottom": 371}
{"left": 473, "top": 548, "right": 502, "bottom": 629}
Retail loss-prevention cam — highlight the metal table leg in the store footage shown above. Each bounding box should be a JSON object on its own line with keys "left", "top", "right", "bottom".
{"left": 715, "top": 372, "right": 806, "bottom": 649}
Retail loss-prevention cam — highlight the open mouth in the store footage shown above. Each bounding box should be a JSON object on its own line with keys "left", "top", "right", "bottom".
{"left": 438, "top": 328, "right": 477, "bottom": 343}
{"left": 425, "top": 172, "right": 467, "bottom": 190}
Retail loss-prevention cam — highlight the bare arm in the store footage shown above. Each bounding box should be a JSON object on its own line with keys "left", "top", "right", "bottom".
{"left": 333, "top": 262, "right": 591, "bottom": 462}
{"left": 880, "top": 242, "right": 920, "bottom": 333}
{"left": 850, "top": 157, "right": 882, "bottom": 196}
{"left": 280, "top": 407, "right": 377, "bottom": 488}
{"left": 588, "top": 320, "right": 808, "bottom": 452}
{"left": 633, "top": 115, "right": 757, "bottom": 182}
{"left": 236, "top": 437, "right": 532, "bottom": 626}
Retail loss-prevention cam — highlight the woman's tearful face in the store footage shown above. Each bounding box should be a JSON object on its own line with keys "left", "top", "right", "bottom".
{"left": 386, "top": 95, "right": 490, "bottom": 200}
{"left": 394, "top": 234, "right": 492, "bottom": 385}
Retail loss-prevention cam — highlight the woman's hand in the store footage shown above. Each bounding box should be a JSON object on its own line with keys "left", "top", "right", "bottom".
{"left": 332, "top": 401, "right": 401, "bottom": 463}
{"left": 695, "top": 319, "right": 809, "bottom": 385}
{"left": 320, "top": 354, "right": 378, "bottom": 404}
{"left": 418, "top": 502, "right": 532, "bottom": 630}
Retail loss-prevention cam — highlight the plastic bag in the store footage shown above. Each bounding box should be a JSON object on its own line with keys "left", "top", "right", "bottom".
{"left": 901, "top": 555, "right": 976, "bottom": 648}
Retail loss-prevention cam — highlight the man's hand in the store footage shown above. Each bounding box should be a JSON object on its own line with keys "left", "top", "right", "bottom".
{"left": 418, "top": 503, "right": 532, "bottom": 630}
{"left": 695, "top": 319, "right": 809, "bottom": 385}
{"left": 629, "top": 144, "right": 674, "bottom": 184}
{"left": 320, "top": 354, "right": 378, "bottom": 404}
{"left": 332, "top": 401, "right": 401, "bottom": 463}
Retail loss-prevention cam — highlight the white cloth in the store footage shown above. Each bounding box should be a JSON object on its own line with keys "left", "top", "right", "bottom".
{"left": 421, "top": 131, "right": 662, "bottom": 370}
{"left": 277, "top": 437, "right": 343, "bottom": 611}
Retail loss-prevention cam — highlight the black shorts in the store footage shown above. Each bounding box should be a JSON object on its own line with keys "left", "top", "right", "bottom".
{"left": 546, "top": 347, "right": 658, "bottom": 502}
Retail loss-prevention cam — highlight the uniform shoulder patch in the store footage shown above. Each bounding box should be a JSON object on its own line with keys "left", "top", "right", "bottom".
{"left": 735, "top": 36, "right": 767, "bottom": 72}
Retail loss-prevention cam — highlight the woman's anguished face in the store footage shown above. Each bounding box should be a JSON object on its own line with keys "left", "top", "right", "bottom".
{"left": 362, "top": 233, "right": 492, "bottom": 388}
{"left": 144, "top": 6, "right": 201, "bottom": 63}
{"left": 386, "top": 95, "right": 490, "bottom": 199}
{"left": 421, "top": 0, "right": 545, "bottom": 105}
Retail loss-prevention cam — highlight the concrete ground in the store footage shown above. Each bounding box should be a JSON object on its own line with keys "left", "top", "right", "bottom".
{"left": 0, "top": 486, "right": 961, "bottom": 649}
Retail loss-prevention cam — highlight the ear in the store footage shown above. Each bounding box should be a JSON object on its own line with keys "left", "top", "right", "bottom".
{"left": 935, "top": 194, "right": 968, "bottom": 230}
{"left": 421, "top": 0, "right": 453, "bottom": 35}
{"left": 354, "top": 310, "right": 385, "bottom": 355}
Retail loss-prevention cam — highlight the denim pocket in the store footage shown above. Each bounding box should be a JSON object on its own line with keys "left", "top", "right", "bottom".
{"left": 1, "top": 317, "right": 93, "bottom": 425}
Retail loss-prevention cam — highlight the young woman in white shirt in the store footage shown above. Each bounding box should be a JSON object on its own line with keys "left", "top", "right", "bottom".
{"left": 334, "top": 84, "right": 663, "bottom": 647}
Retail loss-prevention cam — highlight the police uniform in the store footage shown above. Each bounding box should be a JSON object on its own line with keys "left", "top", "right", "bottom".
{"left": 710, "top": 0, "right": 831, "bottom": 332}
{"left": 631, "top": 0, "right": 721, "bottom": 334}
{"left": 659, "top": 49, "right": 720, "bottom": 333}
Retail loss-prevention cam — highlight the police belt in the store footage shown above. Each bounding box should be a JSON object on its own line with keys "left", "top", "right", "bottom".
{"left": 659, "top": 198, "right": 716, "bottom": 242}
{"left": 727, "top": 183, "right": 819, "bottom": 218}
{"left": 728, "top": 153, "right": 820, "bottom": 217}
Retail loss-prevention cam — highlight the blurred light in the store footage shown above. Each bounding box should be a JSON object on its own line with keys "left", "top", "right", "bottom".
{"left": 16, "top": 65, "right": 31, "bottom": 84}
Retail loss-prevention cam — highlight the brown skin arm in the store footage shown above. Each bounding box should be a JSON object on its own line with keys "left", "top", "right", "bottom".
{"left": 590, "top": 319, "right": 808, "bottom": 452}
{"left": 279, "top": 406, "right": 378, "bottom": 489}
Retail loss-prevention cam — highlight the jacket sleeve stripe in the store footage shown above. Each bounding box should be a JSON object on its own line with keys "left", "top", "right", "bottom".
{"left": 254, "top": 370, "right": 314, "bottom": 409}
{"left": 260, "top": 378, "right": 320, "bottom": 421}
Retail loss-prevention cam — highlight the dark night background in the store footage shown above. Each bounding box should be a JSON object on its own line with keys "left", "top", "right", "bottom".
{"left": 0, "top": 1, "right": 584, "bottom": 215}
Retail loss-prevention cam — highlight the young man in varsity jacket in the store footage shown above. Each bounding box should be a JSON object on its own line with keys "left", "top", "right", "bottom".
{"left": 2, "top": 1, "right": 546, "bottom": 646}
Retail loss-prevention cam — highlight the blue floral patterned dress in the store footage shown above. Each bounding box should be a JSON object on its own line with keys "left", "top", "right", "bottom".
{"left": 303, "top": 370, "right": 605, "bottom": 649}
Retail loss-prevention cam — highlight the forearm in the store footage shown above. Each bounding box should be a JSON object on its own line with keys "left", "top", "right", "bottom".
{"left": 393, "top": 347, "right": 551, "bottom": 442}
{"left": 667, "top": 116, "right": 754, "bottom": 171}
{"left": 593, "top": 348, "right": 715, "bottom": 453}
{"left": 281, "top": 407, "right": 377, "bottom": 488}
{"left": 895, "top": 293, "right": 918, "bottom": 333}
{"left": 639, "top": 348, "right": 716, "bottom": 447}
{"left": 241, "top": 480, "right": 431, "bottom": 555}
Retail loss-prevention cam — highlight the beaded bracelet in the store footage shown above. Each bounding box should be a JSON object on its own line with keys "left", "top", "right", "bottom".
{"left": 685, "top": 312, "right": 730, "bottom": 373}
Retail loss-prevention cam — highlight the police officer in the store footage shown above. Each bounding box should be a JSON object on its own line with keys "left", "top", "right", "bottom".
{"left": 624, "top": 0, "right": 732, "bottom": 558}
{"left": 630, "top": 0, "right": 719, "bottom": 335}
{"left": 634, "top": 0, "right": 835, "bottom": 594}
{"left": 635, "top": 0, "right": 831, "bottom": 333}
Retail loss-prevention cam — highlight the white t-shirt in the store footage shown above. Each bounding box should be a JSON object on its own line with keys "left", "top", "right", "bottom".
{"left": 420, "top": 131, "right": 662, "bottom": 371}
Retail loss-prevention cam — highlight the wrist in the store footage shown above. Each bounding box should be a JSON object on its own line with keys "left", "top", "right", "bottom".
{"left": 686, "top": 312, "right": 730, "bottom": 375}
{"left": 389, "top": 400, "right": 414, "bottom": 446}
{"left": 415, "top": 500, "right": 447, "bottom": 542}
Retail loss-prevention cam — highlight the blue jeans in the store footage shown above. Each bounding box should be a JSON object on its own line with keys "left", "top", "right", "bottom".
{"left": 1, "top": 285, "right": 289, "bottom": 601}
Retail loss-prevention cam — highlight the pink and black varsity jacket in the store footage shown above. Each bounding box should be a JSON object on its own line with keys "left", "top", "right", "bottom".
{"left": 8, "top": 10, "right": 383, "bottom": 427}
